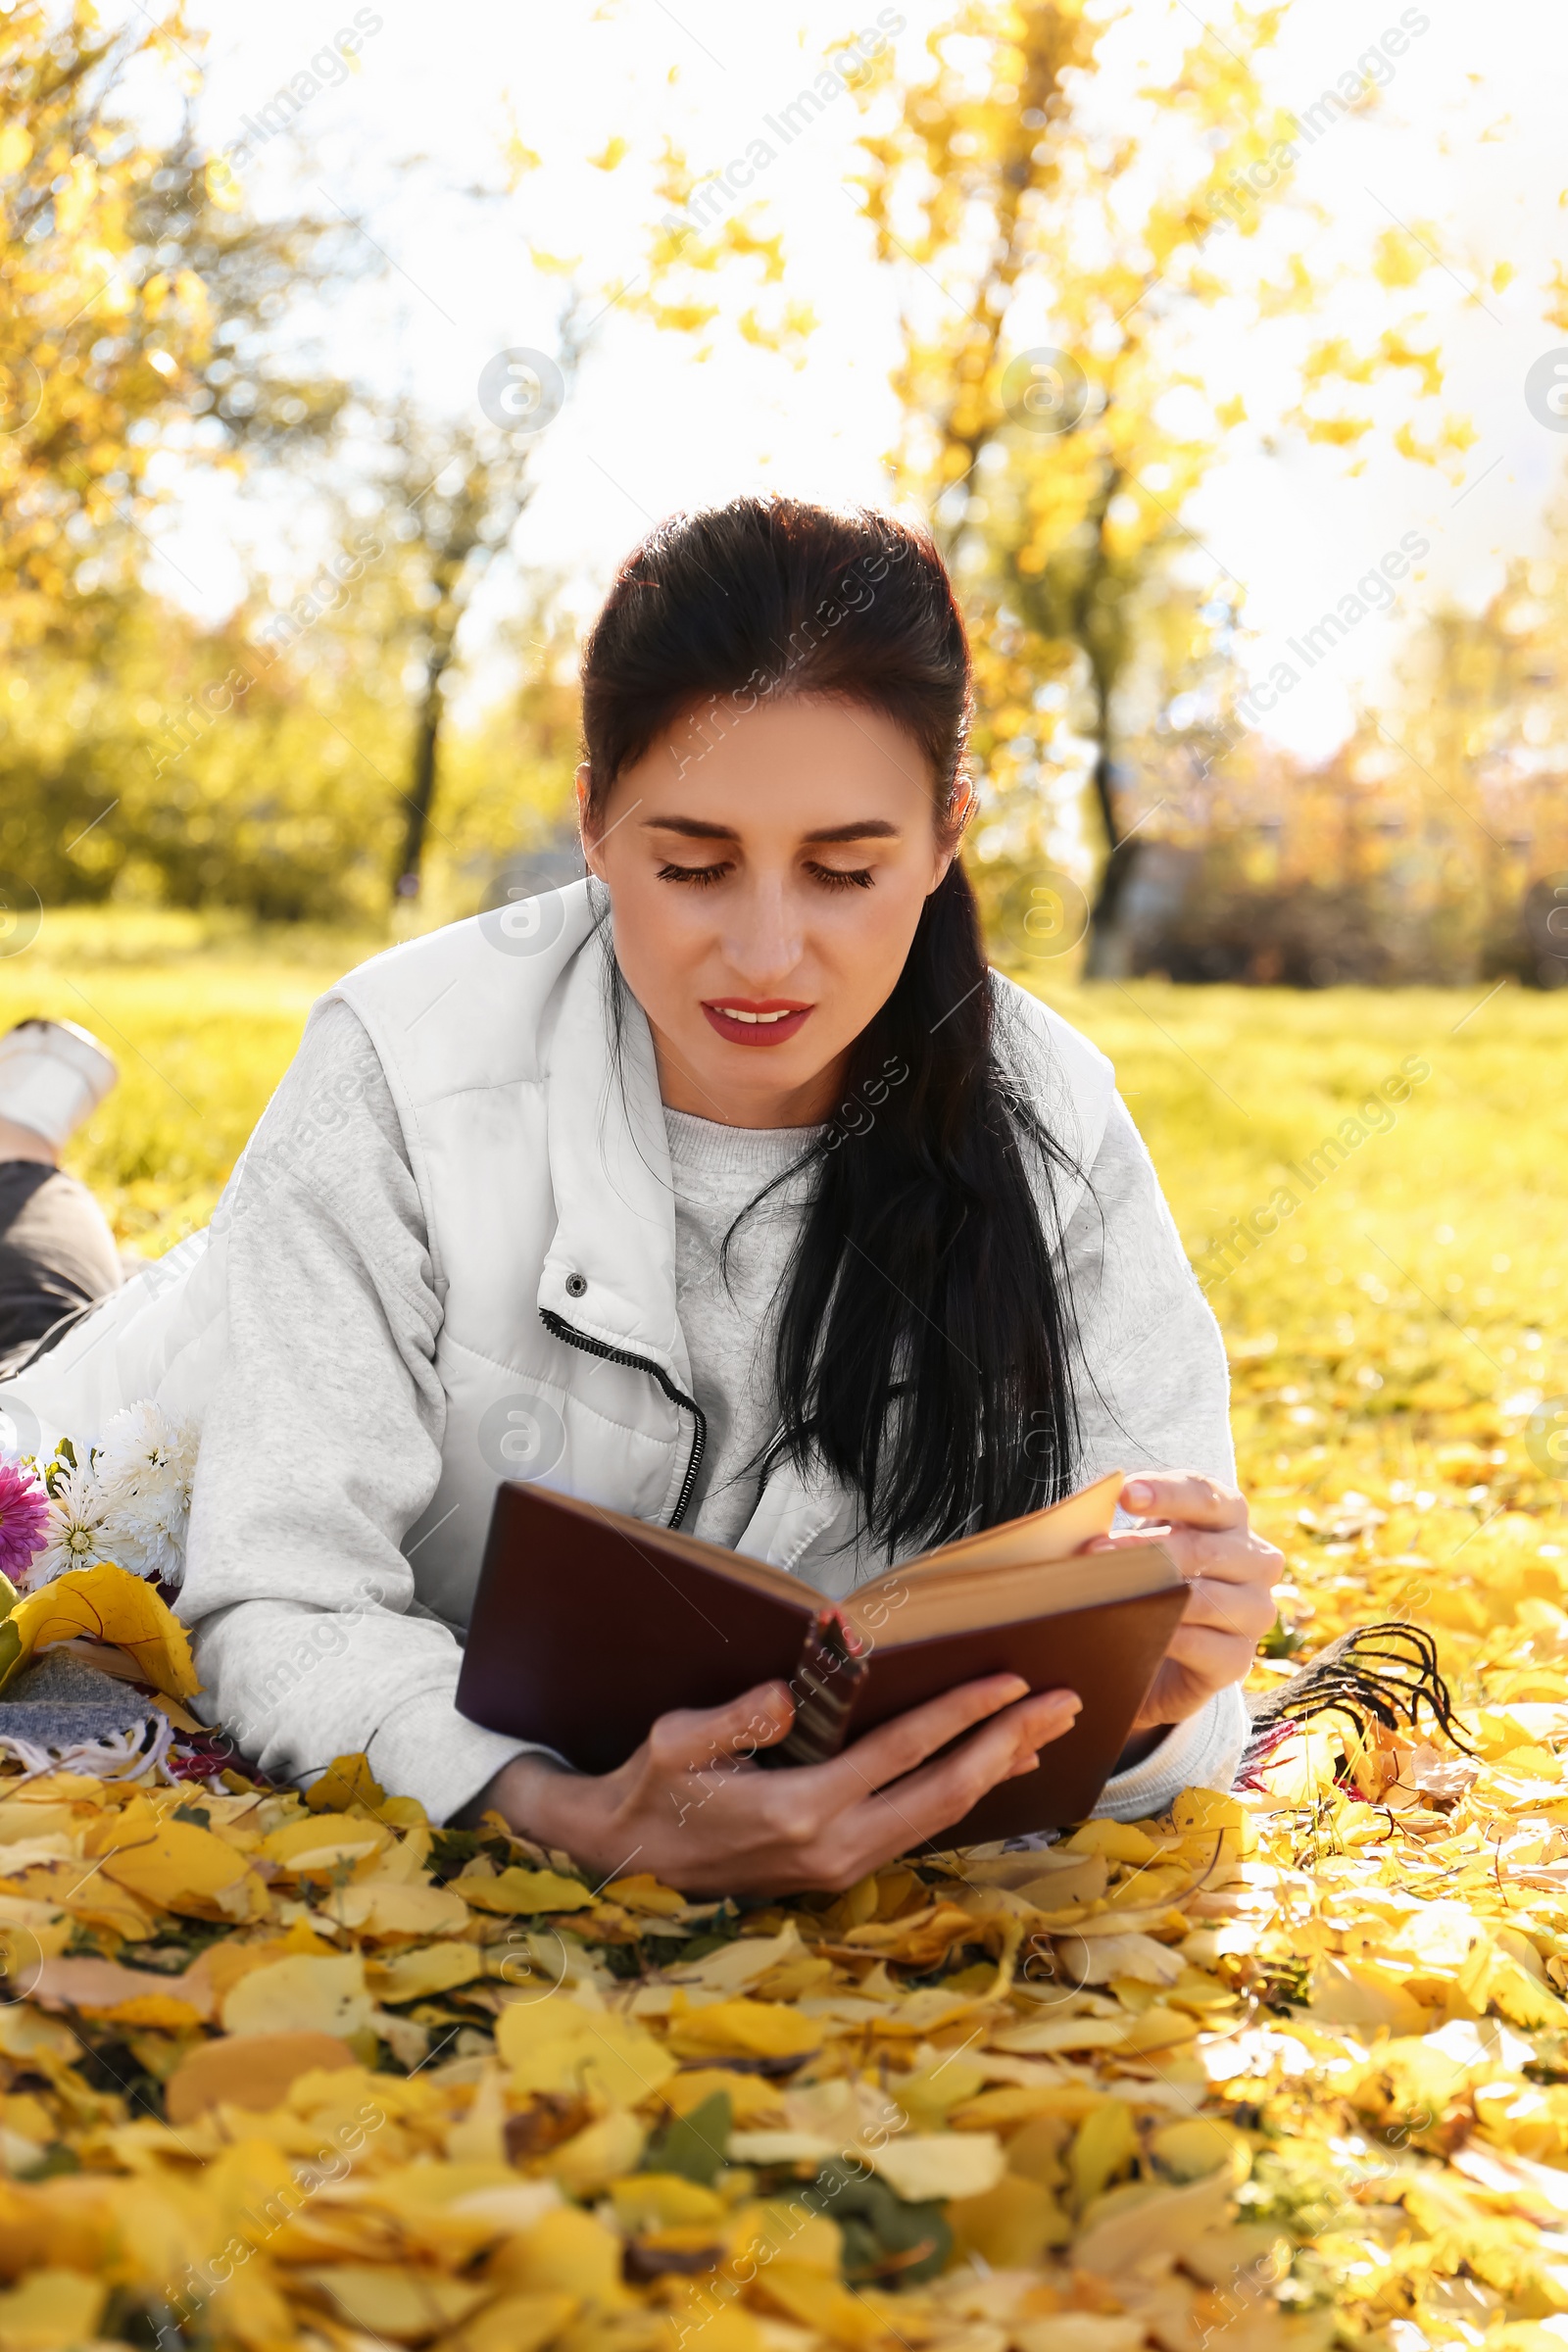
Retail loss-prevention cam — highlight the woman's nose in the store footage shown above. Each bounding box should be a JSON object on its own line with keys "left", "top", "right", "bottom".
{"left": 722, "top": 882, "right": 803, "bottom": 985}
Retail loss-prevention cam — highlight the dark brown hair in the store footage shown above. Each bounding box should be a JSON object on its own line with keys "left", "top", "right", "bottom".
{"left": 578, "top": 495, "right": 1080, "bottom": 1554}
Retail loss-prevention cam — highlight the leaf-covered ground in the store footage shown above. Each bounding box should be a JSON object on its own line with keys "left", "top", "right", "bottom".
{"left": 0, "top": 919, "right": 1562, "bottom": 2350}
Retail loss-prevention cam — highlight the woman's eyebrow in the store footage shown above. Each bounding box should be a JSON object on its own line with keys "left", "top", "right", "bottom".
{"left": 802, "top": 820, "right": 901, "bottom": 843}
{"left": 640, "top": 816, "right": 902, "bottom": 842}
{"left": 641, "top": 815, "right": 739, "bottom": 839}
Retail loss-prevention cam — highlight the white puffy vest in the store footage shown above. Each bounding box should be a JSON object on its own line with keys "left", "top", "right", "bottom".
{"left": 0, "top": 884, "right": 1116, "bottom": 1626}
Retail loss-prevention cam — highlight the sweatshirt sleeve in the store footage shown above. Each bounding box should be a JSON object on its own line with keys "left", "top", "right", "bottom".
{"left": 178, "top": 997, "right": 530, "bottom": 1823}
{"left": 1054, "top": 1092, "right": 1251, "bottom": 1817}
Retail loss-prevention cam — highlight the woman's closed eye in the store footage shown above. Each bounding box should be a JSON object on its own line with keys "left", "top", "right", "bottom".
{"left": 656, "top": 858, "right": 876, "bottom": 891}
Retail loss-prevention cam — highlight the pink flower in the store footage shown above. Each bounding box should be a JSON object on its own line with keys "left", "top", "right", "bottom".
{"left": 0, "top": 1461, "right": 48, "bottom": 1585}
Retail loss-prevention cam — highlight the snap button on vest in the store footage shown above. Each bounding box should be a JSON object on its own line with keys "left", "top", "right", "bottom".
{"left": 564, "top": 1272, "right": 588, "bottom": 1298}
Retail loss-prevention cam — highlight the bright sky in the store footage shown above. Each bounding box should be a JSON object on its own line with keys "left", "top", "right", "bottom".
{"left": 150, "top": 0, "right": 1568, "bottom": 761}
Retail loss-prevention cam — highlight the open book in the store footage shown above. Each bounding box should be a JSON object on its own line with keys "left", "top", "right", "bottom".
{"left": 456, "top": 1471, "right": 1188, "bottom": 1845}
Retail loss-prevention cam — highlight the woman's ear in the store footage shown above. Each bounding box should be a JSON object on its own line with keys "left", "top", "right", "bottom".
{"left": 928, "top": 779, "right": 977, "bottom": 892}
{"left": 576, "top": 763, "right": 607, "bottom": 882}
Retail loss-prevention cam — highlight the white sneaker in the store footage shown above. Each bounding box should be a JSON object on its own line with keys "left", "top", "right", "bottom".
{"left": 0, "top": 1020, "right": 119, "bottom": 1150}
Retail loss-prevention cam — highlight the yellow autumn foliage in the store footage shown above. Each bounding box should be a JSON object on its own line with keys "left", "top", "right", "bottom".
{"left": 0, "top": 930, "right": 1564, "bottom": 2352}
{"left": 0, "top": 1565, "right": 197, "bottom": 1700}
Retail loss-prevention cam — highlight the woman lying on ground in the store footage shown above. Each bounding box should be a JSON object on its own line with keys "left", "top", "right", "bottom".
{"left": 0, "top": 496, "right": 1279, "bottom": 1892}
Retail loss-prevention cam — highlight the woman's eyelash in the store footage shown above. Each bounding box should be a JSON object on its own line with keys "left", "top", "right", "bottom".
{"left": 655, "top": 859, "right": 875, "bottom": 891}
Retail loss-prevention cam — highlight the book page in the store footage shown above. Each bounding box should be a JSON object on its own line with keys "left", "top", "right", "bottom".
{"left": 841, "top": 1536, "right": 1180, "bottom": 1646}
{"left": 852, "top": 1466, "right": 1127, "bottom": 1611}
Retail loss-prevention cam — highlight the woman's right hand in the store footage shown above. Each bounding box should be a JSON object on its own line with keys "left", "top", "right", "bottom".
{"left": 468, "top": 1674, "right": 1081, "bottom": 1896}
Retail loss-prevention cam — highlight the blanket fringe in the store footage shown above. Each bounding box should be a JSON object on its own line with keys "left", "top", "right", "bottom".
{"left": 1241, "top": 1619, "right": 1473, "bottom": 1777}
{"left": 0, "top": 1714, "right": 176, "bottom": 1785}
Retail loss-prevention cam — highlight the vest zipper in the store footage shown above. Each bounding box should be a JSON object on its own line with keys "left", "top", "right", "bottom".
{"left": 539, "top": 1308, "right": 708, "bottom": 1530}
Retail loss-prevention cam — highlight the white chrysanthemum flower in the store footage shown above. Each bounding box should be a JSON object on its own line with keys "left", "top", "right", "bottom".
{"left": 32, "top": 1462, "right": 114, "bottom": 1585}
{"left": 92, "top": 1402, "right": 198, "bottom": 1586}
{"left": 94, "top": 1400, "right": 191, "bottom": 1495}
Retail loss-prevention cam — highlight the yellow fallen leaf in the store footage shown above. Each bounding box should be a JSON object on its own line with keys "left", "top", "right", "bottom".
{"left": 489, "top": 2203, "right": 634, "bottom": 2305}
{"left": 328, "top": 1879, "right": 472, "bottom": 1940}
{"left": 544, "top": 2110, "right": 648, "bottom": 2197}
{"left": 1171, "top": 1789, "right": 1257, "bottom": 1850}
{"left": 661, "top": 2294, "right": 762, "bottom": 2352}
{"left": 441, "top": 2290, "right": 580, "bottom": 2352}
{"left": 88, "top": 1800, "right": 261, "bottom": 1919}
{"left": 101, "top": 1991, "right": 206, "bottom": 2034}
{"left": 369, "top": 1940, "right": 487, "bottom": 2004}
{"left": 991, "top": 2016, "right": 1131, "bottom": 2056}
{"left": 1149, "top": 2117, "right": 1252, "bottom": 2183}
{"left": 869, "top": 2130, "right": 1006, "bottom": 2202}
{"left": 165, "top": 2031, "right": 357, "bottom": 2124}
{"left": 1073, "top": 2172, "right": 1236, "bottom": 2277}
{"left": 220, "top": 1952, "right": 373, "bottom": 2039}
{"left": 1304, "top": 1957, "right": 1428, "bottom": 2036}
{"left": 1483, "top": 1950, "right": 1568, "bottom": 2032}
{"left": 305, "top": 1753, "right": 386, "bottom": 1812}
{"left": 1123, "top": 2004, "right": 1200, "bottom": 2051}
{"left": 611, "top": 2173, "right": 728, "bottom": 2231}
{"left": 10, "top": 1869, "right": 155, "bottom": 1941}
{"left": 0, "top": 1803, "right": 82, "bottom": 1844}
{"left": 1069, "top": 2099, "right": 1139, "bottom": 2211}
{"left": 1180, "top": 2220, "right": 1293, "bottom": 2288}
{"left": 0, "top": 1564, "right": 198, "bottom": 1698}
{"left": 0, "top": 2267, "right": 108, "bottom": 2347}
{"left": 208, "top": 2257, "right": 298, "bottom": 2351}
{"left": 601, "top": 1873, "right": 688, "bottom": 1916}
{"left": 1013, "top": 2320, "right": 1145, "bottom": 2352}
{"left": 737, "top": 2201, "right": 843, "bottom": 2275}
{"left": 751, "top": 2261, "right": 886, "bottom": 2349}
{"left": 665, "top": 1922, "right": 807, "bottom": 1996}
{"left": 497, "top": 1987, "right": 676, "bottom": 2107}
{"left": 342, "top": 2164, "right": 561, "bottom": 2266}
{"left": 31, "top": 1952, "right": 215, "bottom": 2021}
{"left": 952, "top": 2085, "right": 1092, "bottom": 2132}
{"left": 1061, "top": 1820, "right": 1160, "bottom": 1865}
{"left": 293, "top": 2264, "right": 491, "bottom": 2339}
{"left": 659, "top": 2069, "right": 784, "bottom": 2129}
{"left": 1054, "top": 1932, "right": 1184, "bottom": 1987}
{"left": 865, "top": 1984, "right": 997, "bottom": 2035}
{"left": 948, "top": 2172, "right": 1072, "bottom": 2267}
{"left": 454, "top": 1865, "right": 597, "bottom": 1914}
{"left": 260, "top": 1814, "right": 389, "bottom": 1876}
{"left": 665, "top": 1997, "right": 821, "bottom": 2063}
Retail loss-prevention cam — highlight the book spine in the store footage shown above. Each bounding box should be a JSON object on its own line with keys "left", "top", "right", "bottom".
{"left": 760, "top": 1609, "right": 869, "bottom": 1769}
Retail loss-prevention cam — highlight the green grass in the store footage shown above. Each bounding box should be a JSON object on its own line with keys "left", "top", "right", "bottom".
{"left": 0, "top": 909, "right": 386, "bottom": 1250}
{"left": 7, "top": 915, "right": 1567, "bottom": 1656}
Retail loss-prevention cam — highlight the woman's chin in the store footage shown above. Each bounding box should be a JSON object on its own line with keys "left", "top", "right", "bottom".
{"left": 669, "top": 1044, "right": 840, "bottom": 1126}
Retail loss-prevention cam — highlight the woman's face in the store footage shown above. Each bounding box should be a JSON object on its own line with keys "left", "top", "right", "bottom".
{"left": 579, "top": 695, "right": 961, "bottom": 1127}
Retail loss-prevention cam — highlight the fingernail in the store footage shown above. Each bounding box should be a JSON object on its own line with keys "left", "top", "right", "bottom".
{"left": 1126, "top": 1480, "right": 1154, "bottom": 1509}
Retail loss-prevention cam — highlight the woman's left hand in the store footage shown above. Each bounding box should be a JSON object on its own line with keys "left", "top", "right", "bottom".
{"left": 1089, "top": 1471, "right": 1282, "bottom": 1735}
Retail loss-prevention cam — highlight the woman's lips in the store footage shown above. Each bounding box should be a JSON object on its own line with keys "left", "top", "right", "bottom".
{"left": 701, "top": 1000, "right": 813, "bottom": 1049}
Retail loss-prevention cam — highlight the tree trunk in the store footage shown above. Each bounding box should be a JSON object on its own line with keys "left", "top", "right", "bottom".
{"left": 1082, "top": 692, "right": 1138, "bottom": 980}
{"left": 394, "top": 650, "right": 448, "bottom": 901}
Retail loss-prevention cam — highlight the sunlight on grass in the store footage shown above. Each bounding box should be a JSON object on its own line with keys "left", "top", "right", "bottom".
{"left": 7, "top": 915, "right": 1566, "bottom": 1676}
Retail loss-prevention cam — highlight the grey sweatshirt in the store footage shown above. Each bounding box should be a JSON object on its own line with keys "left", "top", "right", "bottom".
{"left": 182, "top": 999, "right": 1250, "bottom": 1824}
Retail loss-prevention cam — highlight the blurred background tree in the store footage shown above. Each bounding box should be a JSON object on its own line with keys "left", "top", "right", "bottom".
{"left": 851, "top": 0, "right": 1466, "bottom": 973}
{"left": 0, "top": 0, "right": 350, "bottom": 649}
{"left": 0, "top": 0, "right": 1557, "bottom": 986}
{"left": 363, "top": 368, "right": 583, "bottom": 906}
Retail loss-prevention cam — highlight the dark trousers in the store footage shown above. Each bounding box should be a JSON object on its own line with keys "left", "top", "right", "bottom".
{"left": 0, "top": 1163, "right": 123, "bottom": 1377}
